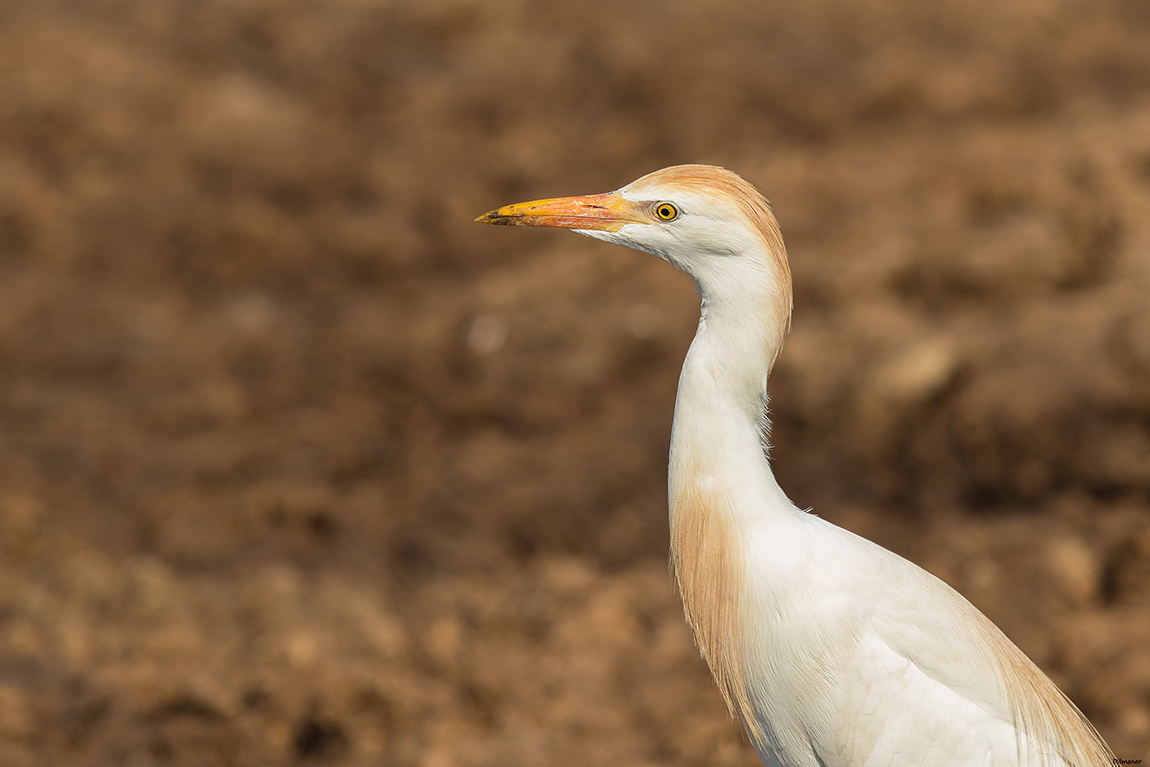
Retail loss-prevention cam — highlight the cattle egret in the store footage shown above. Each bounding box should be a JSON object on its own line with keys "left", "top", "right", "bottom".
{"left": 476, "top": 165, "right": 1112, "bottom": 767}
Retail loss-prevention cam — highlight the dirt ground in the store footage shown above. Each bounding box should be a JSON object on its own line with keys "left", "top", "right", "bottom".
{"left": 0, "top": 0, "right": 1149, "bottom": 765}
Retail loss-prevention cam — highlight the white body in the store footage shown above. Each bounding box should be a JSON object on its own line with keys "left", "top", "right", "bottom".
{"left": 674, "top": 313, "right": 1063, "bottom": 766}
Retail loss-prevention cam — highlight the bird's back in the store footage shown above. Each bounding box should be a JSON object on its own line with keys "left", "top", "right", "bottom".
{"left": 738, "top": 515, "right": 1112, "bottom": 767}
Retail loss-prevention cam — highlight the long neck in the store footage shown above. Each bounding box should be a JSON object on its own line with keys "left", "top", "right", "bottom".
{"left": 668, "top": 281, "right": 791, "bottom": 521}
{"left": 667, "top": 280, "right": 794, "bottom": 749}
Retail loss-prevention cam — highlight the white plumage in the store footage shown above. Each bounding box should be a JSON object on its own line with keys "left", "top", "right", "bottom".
{"left": 477, "top": 165, "right": 1111, "bottom": 767}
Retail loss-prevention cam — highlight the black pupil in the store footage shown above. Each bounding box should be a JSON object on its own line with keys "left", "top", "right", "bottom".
{"left": 660, "top": 206, "right": 673, "bottom": 218}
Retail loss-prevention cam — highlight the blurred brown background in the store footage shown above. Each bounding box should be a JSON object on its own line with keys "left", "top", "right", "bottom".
{"left": 1, "top": 0, "right": 1149, "bottom": 765}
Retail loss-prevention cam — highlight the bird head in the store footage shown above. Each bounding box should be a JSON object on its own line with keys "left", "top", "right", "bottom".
{"left": 477, "top": 164, "right": 793, "bottom": 350}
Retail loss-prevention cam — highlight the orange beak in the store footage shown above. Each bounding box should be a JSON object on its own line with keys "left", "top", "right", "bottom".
{"left": 475, "top": 192, "right": 652, "bottom": 231}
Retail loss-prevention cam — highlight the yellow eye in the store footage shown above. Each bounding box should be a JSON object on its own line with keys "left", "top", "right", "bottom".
{"left": 654, "top": 202, "right": 680, "bottom": 221}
